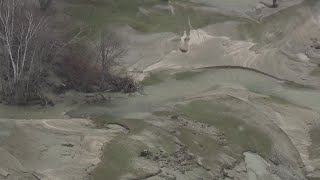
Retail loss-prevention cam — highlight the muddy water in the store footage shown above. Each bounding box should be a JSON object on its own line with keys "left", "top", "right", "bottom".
{"left": 1, "top": 68, "right": 308, "bottom": 119}
{"left": 66, "top": 68, "right": 320, "bottom": 119}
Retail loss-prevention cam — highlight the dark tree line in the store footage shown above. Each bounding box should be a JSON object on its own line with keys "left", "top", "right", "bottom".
{"left": 0, "top": 0, "right": 138, "bottom": 105}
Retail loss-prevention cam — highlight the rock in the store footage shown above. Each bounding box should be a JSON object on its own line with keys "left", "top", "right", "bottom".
{"left": 140, "top": 150, "right": 152, "bottom": 157}
{"left": 171, "top": 115, "right": 179, "bottom": 119}
{"left": 311, "top": 38, "right": 320, "bottom": 49}
{"left": 61, "top": 143, "right": 74, "bottom": 147}
{"left": 169, "top": 130, "right": 176, "bottom": 134}
{"left": 179, "top": 44, "right": 188, "bottom": 53}
{"left": 0, "top": 168, "right": 9, "bottom": 178}
{"left": 224, "top": 169, "right": 237, "bottom": 178}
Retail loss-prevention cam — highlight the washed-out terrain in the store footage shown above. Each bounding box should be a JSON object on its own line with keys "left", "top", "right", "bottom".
{"left": 1, "top": 0, "right": 320, "bottom": 179}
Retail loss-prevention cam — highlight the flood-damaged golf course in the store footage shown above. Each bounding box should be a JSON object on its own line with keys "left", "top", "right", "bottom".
{"left": 1, "top": 0, "right": 320, "bottom": 179}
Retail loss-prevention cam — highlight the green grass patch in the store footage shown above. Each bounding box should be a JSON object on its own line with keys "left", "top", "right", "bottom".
{"left": 309, "top": 126, "right": 320, "bottom": 159}
{"left": 176, "top": 100, "right": 273, "bottom": 158}
{"left": 91, "top": 135, "right": 145, "bottom": 180}
{"left": 91, "top": 116, "right": 177, "bottom": 179}
{"left": 152, "top": 110, "right": 173, "bottom": 117}
{"left": 173, "top": 70, "right": 202, "bottom": 80}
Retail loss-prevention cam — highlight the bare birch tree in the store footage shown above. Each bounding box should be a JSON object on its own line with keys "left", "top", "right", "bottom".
{"left": 0, "top": 0, "right": 49, "bottom": 103}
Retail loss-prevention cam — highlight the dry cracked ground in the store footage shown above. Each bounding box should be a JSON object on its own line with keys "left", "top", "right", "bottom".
{"left": 2, "top": 0, "right": 320, "bottom": 180}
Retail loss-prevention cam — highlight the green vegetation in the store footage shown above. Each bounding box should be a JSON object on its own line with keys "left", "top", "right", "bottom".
{"left": 152, "top": 110, "right": 175, "bottom": 117}
{"left": 176, "top": 100, "right": 273, "bottom": 158}
{"left": 94, "top": 115, "right": 146, "bottom": 133}
{"left": 150, "top": 99, "right": 273, "bottom": 174}
{"left": 91, "top": 117, "right": 177, "bottom": 179}
{"left": 91, "top": 117, "right": 148, "bottom": 180}
{"left": 177, "top": 128, "right": 227, "bottom": 166}
{"left": 92, "top": 135, "right": 141, "bottom": 180}
{"left": 173, "top": 70, "right": 202, "bottom": 80}
{"left": 309, "top": 127, "right": 320, "bottom": 159}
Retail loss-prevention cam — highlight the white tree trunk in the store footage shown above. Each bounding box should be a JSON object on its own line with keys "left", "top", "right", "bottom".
{"left": 0, "top": 0, "right": 45, "bottom": 84}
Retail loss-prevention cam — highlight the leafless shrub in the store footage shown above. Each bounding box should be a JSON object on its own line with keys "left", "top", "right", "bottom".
{"left": 96, "top": 30, "right": 127, "bottom": 89}
{"left": 109, "top": 73, "right": 139, "bottom": 93}
{"left": 56, "top": 48, "right": 101, "bottom": 92}
{"left": 56, "top": 34, "right": 138, "bottom": 93}
{"left": 95, "top": 30, "right": 139, "bottom": 92}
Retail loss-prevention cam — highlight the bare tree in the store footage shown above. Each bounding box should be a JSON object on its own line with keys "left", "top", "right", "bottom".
{"left": 97, "top": 30, "right": 126, "bottom": 89}
{"left": 0, "top": 0, "right": 50, "bottom": 103}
